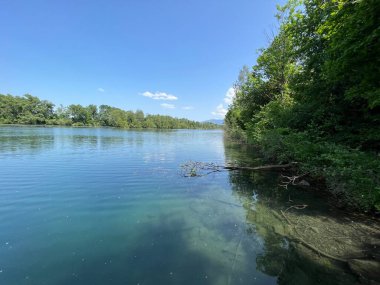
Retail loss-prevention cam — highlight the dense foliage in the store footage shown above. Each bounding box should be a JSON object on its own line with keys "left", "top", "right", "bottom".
{"left": 0, "top": 94, "right": 219, "bottom": 130}
{"left": 226, "top": 0, "right": 380, "bottom": 211}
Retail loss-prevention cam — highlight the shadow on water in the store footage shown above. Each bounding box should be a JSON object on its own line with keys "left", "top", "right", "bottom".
{"left": 55, "top": 217, "right": 233, "bottom": 285}
{"left": 224, "top": 140, "right": 380, "bottom": 285}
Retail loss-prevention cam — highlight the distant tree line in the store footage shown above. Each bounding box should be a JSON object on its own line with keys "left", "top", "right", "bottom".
{"left": 0, "top": 94, "right": 219, "bottom": 129}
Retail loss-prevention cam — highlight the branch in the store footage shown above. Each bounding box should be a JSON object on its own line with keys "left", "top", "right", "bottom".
{"left": 181, "top": 161, "right": 297, "bottom": 177}
{"left": 279, "top": 172, "right": 309, "bottom": 189}
{"left": 280, "top": 210, "right": 347, "bottom": 263}
{"left": 224, "top": 163, "right": 297, "bottom": 171}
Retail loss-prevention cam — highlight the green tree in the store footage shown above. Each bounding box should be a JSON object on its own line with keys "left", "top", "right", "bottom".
{"left": 225, "top": 0, "right": 380, "bottom": 210}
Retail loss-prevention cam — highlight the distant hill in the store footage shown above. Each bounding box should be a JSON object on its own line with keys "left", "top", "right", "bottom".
{"left": 205, "top": 119, "right": 224, "bottom": 125}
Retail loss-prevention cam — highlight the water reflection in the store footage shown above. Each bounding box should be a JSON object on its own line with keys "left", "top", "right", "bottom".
{"left": 223, "top": 140, "right": 357, "bottom": 285}
{"left": 0, "top": 127, "right": 222, "bottom": 155}
{"left": 0, "top": 126, "right": 160, "bottom": 155}
{"left": 0, "top": 127, "right": 54, "bottom": 155}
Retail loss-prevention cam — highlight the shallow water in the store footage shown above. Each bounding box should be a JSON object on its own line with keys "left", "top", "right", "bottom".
{"left": 0, "top": 126, "right": 357, "bottom": 285}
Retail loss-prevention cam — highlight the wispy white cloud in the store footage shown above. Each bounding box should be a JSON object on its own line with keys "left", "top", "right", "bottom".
{"left": 142, "top": 91, "right": 178, "bottom": 101}
{"left": 98, "top": 88, "right": 105, "bottom": 92}
{"left": 224, "top": 87, "right": 236, "bottom": 105}
{"left": 161, "top": 103, "right": 175, "bottom": 109}
{"left": 211, "top": 87, "right": 235, "bottom": 118}
{"left": 182, "top": 106, "right": 194, "bottom": 110}
{"left": 211, "top": 104, "right": 227, "bottom": 118}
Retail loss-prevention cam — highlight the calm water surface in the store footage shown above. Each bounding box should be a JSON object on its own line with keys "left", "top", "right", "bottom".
{"left": 0, "top": 126, "right": 354, "bottom": 285}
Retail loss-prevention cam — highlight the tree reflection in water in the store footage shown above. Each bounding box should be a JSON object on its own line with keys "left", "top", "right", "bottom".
{"left": 224, "top": 139, "right": 357, "bottom": 285}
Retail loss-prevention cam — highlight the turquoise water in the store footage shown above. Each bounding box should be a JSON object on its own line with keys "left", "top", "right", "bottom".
{"left": 0, "top": 126, "right": 354, "bottom": 285}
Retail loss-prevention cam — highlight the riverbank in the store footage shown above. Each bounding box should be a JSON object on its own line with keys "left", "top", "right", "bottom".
{"left": 226, "top": 130, "right": 380, "bottom": 213}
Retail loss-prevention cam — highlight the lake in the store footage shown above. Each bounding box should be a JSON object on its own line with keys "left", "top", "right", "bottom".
{"left": 0, "top": 126, "right": 357, "bottom": 285}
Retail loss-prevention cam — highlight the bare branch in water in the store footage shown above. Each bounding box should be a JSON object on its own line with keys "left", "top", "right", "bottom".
{"left": 280, "top": 173, "right": 310, "bottom": 189}
{"left": 181, "top": 161, "right": 297, "bottom": 177}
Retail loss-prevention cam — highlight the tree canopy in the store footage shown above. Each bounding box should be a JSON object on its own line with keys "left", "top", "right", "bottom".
{"left": 225, "top": 0, "right": 380, "bottom": 211}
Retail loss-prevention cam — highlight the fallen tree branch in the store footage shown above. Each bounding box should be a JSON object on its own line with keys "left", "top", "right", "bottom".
{"left": 181, "top": 161, "right": 297, "bottom": 177}
{"left": 281, "top": 210, "right": 294, "bottom": 226}
{"left": 284, "top": 204, "right": 308, "bottom": 213}
{"left": 280, "top": 210, "right": 347, "bottom": 263}
{"left": 294, "top": 235, "right": 347, "bottom": 263}
{"left": 224, "top": 162, "right": 297, "bottom": 171}
{"left": 280, "top": 172, "right": 310, "bottom": 189}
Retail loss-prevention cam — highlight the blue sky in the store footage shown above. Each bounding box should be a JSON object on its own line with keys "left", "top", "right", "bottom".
{"left": 1, "top": 0, "right": 285, "bottom": 121}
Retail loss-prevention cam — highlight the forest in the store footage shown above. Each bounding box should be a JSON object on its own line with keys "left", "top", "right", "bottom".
{"left": 225, "top": 0, "right": 380, "bottom": 211}
{"left": 0, "top": 94, "right": 219, "bottom": 130}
